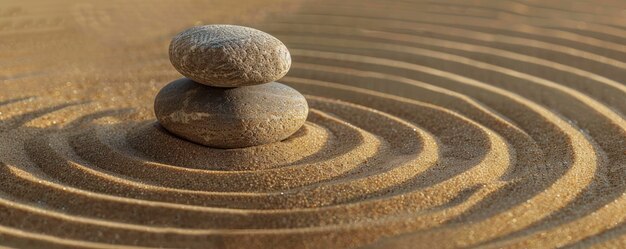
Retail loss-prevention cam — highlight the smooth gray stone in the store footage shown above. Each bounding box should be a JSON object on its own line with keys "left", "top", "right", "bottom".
{"left": 169, "top": 25, "right": 291, "bottom": 87}
{"left": 154, "top": 78, "right": 308, "bottom": 148}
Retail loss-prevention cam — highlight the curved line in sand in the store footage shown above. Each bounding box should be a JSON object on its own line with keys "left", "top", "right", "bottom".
{"left": 0, "top": 0, "right": 625, "bottom": 248}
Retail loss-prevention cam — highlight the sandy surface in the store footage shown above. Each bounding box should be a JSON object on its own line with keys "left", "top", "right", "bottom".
{"left": 1, "top": 0, "right": 626, "bottom": 248}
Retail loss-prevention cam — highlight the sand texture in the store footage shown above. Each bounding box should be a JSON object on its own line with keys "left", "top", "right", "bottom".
{"left": 1, "top": 0, "right": 626, "bottom": 248}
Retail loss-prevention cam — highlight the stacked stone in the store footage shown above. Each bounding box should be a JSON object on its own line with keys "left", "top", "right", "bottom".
{"left": 154, "top": 25, "right": 308, "bottom": 149}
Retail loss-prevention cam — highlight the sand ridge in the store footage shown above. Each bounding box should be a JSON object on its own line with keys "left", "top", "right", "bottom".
{"left": 1, "top": 0, "right": 626, "bottom": 248}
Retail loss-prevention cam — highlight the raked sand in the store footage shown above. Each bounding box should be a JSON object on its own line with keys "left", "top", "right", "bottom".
{"left": 1, "top": 0, "right": 626, "bottom": 248}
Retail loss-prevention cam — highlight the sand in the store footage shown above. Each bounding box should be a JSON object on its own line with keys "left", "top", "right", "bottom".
{"left": 0, "top": 0, "right": 625, "bottom": 248}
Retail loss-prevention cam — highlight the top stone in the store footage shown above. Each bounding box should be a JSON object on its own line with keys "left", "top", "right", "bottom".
{"left": 169, "top": 25, "right": 291, "bottom": 87}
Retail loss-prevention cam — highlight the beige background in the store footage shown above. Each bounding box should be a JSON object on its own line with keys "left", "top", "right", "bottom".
{"left": 1, "top": 0, "right": 626, "bottom": 248}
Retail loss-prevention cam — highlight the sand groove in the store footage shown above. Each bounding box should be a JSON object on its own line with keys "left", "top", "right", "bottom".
{"left": 1, "top": 0, "right": 625, "bottom": 248}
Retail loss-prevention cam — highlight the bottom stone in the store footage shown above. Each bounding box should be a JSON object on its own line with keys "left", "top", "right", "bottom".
{"left": 154, "top": 78, "right": 309, "bottom": 149}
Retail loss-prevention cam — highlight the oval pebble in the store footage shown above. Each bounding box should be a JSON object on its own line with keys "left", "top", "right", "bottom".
{"left": 154, "top": 78, "right": 308, "bottom": 148}
{"left": 169, "top": 25, "right": 291, "bottom": 87}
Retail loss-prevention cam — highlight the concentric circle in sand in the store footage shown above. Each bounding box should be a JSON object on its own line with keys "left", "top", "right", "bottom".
{"left": 0, "top": 0, "right": 625, "bottom": 248}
